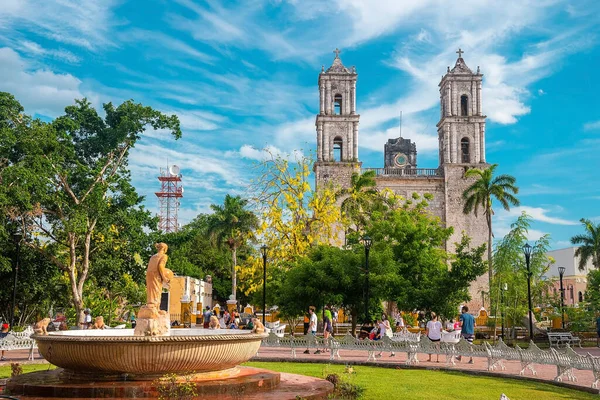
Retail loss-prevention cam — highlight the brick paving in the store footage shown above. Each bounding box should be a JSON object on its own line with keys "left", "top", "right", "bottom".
{"left": 2, "top": 346, "right": 600, "bottom": 395}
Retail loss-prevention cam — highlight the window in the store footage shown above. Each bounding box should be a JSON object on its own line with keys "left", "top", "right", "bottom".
{"left": 333, "top": 137, "right": 343, "bottom": 161}
{"left": 334, "top": 94, "right": 342, "bottom": 115}
{"left": 461, "top": 95, "right": 468, "bottom": 116}
{"left": 461, "top": 138, "right": 470, "bottom": 163}
{"left": 578, "top": 291, "right": 583, "bottom": 303}
{"left": 569, "top": 285, "right": 574, "bottom": 300}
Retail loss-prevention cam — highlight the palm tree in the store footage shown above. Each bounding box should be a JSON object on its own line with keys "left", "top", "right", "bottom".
{"left": 336, "top": 170, "right": 378, "bottom": 237}
{"left": 207, "top": 195, "right": 258, "bottom": 301}
{"left": 462, "top": 164, "right": 520, "bottom": 287}
{"left": 571, "top": 218, "right": 600, "bottom": 270}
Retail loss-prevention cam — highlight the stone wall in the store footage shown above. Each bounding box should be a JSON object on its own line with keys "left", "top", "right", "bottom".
{"left": 313, "top": 161, "right": 361, "bottom": 193}
{"left": 373, "top": 176, "right": 445, "bottom": 220}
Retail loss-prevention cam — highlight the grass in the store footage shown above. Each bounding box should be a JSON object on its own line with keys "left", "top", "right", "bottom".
{"left": 1, "top": 362, "right": 595, "bottom": 399}
{"left": 0, "top": 363, "right": 55, "bottom": 378}
{"left": 245, "top": 361, "right": 596, "bottom": 400}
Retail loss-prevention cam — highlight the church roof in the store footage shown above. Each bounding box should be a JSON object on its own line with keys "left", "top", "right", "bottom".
{"left": 447, "top": 48, "right": 477, "bottom": 75}
{"left": 325, "top": 48, "right": 354, "bottom": 74}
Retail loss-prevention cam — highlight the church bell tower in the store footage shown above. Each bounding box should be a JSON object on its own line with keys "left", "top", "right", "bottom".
{"left": 314, "top": 49, "right": 361, "bottom": 191}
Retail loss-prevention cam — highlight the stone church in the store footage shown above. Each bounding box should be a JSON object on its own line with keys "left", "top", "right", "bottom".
{"left": 314, "top": 49, "right": 489, "bottom": 310}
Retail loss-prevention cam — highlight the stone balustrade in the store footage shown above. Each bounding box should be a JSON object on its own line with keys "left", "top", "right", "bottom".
{"left": 361, "top": 168, "right": 443, "bottom": 177}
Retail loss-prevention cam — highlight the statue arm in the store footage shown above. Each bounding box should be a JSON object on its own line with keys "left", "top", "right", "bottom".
{"left": 158, "top": 255, "right": 169, "bottom": 282}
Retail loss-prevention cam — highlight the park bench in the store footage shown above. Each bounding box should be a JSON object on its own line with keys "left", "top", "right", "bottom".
{"left": 0, "top": 327, "right": 37, "bottom": 361}
{"left": 548, "top": 332, "right": 582, "bottom": 348}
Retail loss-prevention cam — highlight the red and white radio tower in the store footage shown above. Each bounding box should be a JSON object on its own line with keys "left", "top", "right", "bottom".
{"left": 155, "top": 164, "right": 183, "bottom": 233}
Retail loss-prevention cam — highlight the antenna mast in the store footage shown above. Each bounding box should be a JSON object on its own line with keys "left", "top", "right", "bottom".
{"left": 155, "top": 164, "right": 183, "bottom": 233}
{"left": 399, "top": 111, "right": 402, "bottom": 138}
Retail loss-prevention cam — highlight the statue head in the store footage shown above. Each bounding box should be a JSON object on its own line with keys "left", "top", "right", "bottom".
{"left": 155, "top": 242, "right": 168, "bottom": 253}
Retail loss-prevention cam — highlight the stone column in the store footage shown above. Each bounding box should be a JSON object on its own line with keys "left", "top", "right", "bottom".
{"left": 326, "top": 81, "right": 332, "bottom": 115}
{"left": 319, "top": 83, "right": 325, "bottom": 115}
{"left": 317, "top": 123, "right": 323, "bottom": 161}
{"left": 451, "top": 124, "right": 457, "bottom": 163}
{"left": 351, "top": 81, "right": 356, "bottom": 114}
{"left": 346, "top": 126, "right": 352, "bottom": 161}
{"left": 323, "top": 125, "right": 330, "bottom": 161}
{"left": 471, "top": 81, "right": 475, "bottom": 116}
{"left": 444, "top": 124, "right": 451, "bottom": 163}
{"left": 473, "top": 123, "right": 480, "bottom": 163}
{"left": 477, "top": 81, "right": 482, "bottom": 116}
{"left": 480, "top": 124, "right": 486, "bottom": 162}
{"left": 452, "top": 81, "right": 458, "bottom": 116}
{"left": 446, "top": 84, "right": 452, "bottom": 116}
{"left": 353, "top": 122, "right": 359, "bottom": 160}
{"left": 344, "top": 86, "right": 349, "bottom": 115}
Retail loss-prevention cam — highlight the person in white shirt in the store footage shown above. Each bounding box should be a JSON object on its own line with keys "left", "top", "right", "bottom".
{"left": 426, "top": 312, "right": 443, "bottom": 362}
{"left": 304, "top": 306, "right": 320, "bottom": 355}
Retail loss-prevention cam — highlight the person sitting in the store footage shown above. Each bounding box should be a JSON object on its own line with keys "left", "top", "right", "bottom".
{"left": 209, "top": 315, "right": 220, "bottom": 330}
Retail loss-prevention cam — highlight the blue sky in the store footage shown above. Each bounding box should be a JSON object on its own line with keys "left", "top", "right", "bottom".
{"left": 1, "top": 0, "right": 599, "bottom": 250}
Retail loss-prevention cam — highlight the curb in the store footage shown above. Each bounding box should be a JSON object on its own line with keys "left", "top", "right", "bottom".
{"left": 250, "top": 356, "right": 600, "bottom": 396}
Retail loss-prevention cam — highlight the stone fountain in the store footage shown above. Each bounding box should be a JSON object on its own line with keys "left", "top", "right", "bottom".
{"left": 7, "top": 243, "right": 332, "bottom": 399}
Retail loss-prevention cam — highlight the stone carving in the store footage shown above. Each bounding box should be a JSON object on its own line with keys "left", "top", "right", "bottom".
{"left": 91, "top": 316, "right": 106, "bottom": 330}
{"left": 33, "top": 318, "right": 51, "bottom": 335}
{"left": 134, "top": 243, "right": 174, "bottom": 336}
{"left": 251, "top": 318, "right": 265, "bottom": 334}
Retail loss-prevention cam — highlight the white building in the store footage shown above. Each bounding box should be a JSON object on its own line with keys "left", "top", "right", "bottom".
{"left": 544, "top": 247, "right": 595, "bottom": 306}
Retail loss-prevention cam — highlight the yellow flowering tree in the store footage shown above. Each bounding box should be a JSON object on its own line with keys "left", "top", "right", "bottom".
{"left": 237, "top": 151, "right": 343, "bottom": 297}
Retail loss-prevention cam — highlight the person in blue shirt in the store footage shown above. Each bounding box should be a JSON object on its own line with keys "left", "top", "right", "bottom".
{"left": 458, "top": 306, "right": 475, "bottom": 364}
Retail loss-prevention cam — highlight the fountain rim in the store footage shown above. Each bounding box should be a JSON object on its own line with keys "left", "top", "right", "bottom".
{"left": 32, "top": 332, "right": 268, "bottom": 343}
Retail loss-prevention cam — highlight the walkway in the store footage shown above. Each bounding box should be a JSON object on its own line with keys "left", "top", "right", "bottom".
{"left": 2, "top": 346, "right": 600, "bottom": 394}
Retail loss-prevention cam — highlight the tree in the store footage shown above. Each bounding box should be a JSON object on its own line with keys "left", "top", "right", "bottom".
{"left": 490, "top": 213, "right": 553, "bottom": 337}
{"left": 0, "top": 93, "right": 181, "bottom": 325}
{"left": 336, "top": 170, "right": 378, "bottom": 237}
{"left": 571, "top": 218, "right": 600, "bottom": 270}
{"left": 207, "top": 195, "right": 258, "bottom": 301}
{"left": 238, "top": 151, "right": 342, "bottom": 298}
{"left": 462, "top": 163, "right": 520, "bottom": 288}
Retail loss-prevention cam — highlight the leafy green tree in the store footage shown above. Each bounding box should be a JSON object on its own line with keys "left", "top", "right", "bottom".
{"left": 571, "top": 218, "right": 600, "bottom": 270}
{"left": 462, "top": 164, "right": 520, "bottom": 288}
{"left": 207, "top": 195, "right": 258, "bottom": 301}
{"left": 0, "top": 92, "right": 181, "bottom": 324}
{"left": 490, "top": 213, "right": 553, "bottom": 336}
{"left": 336, "top": 170, "right": 378, "bottom": 237}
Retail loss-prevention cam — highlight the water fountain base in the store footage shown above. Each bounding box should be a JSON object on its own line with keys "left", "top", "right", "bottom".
{"left": 7, "top": 366, "right": 333, "bottom": 399}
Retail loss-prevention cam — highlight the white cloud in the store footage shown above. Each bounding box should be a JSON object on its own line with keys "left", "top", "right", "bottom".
{"left": 584, "top": 120, "right": 600, "bottom": 131}
{"left": 0, "top": 47, "right": 86, "bottom": 117}
{"left": 121, "top": 29, "right": 215, "bottom": 64}
{"left": 0, "top": 0, "right": 119, "bottom": 50}
{"left": 495, "top": 206, "right": 578, "bottom": 226}
{"left": 18, "top": 40, "right": 81, "bottom": 64}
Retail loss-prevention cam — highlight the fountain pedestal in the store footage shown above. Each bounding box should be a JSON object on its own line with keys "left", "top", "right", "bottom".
{"left": 133, "top": 305, "right": 170, "bottom": 336}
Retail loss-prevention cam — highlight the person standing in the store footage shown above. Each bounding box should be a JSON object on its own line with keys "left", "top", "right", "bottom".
{"left": 323, "top": 306, "right": 333, "bottom": 352}
{"left": 426, "top": 312, "right": 443, "bottom": 362}
{"left": 303, "top": 311, "right": 310, "bottom": 336}
{"left": 458, "top": 306, "right": 475, "bottom": 364}
{"left": 1, "top": 323, "right": 9, "bottom": 361}
{"left": 203, "top": 306, "right": 212, "bottom": 329}
{"left": 304, "top": 306, "right": 319, "bottom": 354}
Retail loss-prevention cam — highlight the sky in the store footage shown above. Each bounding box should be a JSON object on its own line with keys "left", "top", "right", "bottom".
{"left": 0, "top": 0, "right": 599, "bottom": 250}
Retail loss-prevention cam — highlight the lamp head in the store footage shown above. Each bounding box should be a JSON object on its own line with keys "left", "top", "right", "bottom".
{"left": 260, "top": 245, "right": 268, "bottom": 258}
{"left": 523, "top": 243, "right": 533, "bottom": 260}
{"left": 361, "top": 236, "right": 373, "bottom": 250}
{"left": 558, "top": 266, "right": 566, "bottom": 277}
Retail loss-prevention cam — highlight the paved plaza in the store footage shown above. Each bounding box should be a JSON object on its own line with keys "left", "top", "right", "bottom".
{"left": 3, "top": 345, "right": 600, "bottom": 395}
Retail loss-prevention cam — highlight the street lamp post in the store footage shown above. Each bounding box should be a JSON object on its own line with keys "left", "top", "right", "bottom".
{"left": 501, "top": 283, "right": 508, "bottom": 341}
{"left": 558, "top": 266, "right": 566, "bottom": 330}
{"left": 361, "top": 236, "right": 373, "bottom": 324}
{"left": 11, "top": 231, "right": 23, "bottom": 329}
{"left": 261, "top": 245, "right": 268, "bottom": 326}
{"left": 523, "top": 243, "right": 534, "bottom": 341}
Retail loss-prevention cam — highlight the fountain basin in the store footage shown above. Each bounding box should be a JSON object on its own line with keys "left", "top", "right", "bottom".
{"left": 33, "top": 329, "right": 267, "bottom": 379}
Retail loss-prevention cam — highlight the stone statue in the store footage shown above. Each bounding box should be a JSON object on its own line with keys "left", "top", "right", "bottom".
{"left": 251, "top": 318, "right": 265, "bottom": 334}
{"left": 33, "top": 318, "right": 51, "bottom": 335}
{"left": 134, "top": 243, "right": 174, "bottom": 336}
{"left": 146, "top": 242, "right": 174, "bottom": 307}
{"left": 92, "top": 316, "right": 106, "bottom": 330}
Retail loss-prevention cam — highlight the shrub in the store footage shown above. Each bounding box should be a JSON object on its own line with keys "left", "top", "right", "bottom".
{"left": 11, "top": 363, "right": 23, "bottom": 377}
{"left": 154, "top": 374, "right": 197, "bottom": 400}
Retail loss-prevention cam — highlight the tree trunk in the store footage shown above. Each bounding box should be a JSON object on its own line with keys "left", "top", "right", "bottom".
{"left": 351, "top": 309, "right": 358, "bottom": 338}
{"left": 487, "top": 212, "right": 493, "bottom": 294}
{"left": 231, "top": 247, "right": 237, "bottom": 300}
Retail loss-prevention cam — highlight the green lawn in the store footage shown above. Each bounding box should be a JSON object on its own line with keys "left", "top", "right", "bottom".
{"left": 0, "top": 363, "right": 55, "bottom": 378}
{"left": 1, "top": 362, "right": 595, "bottom": 399}
{"left": 245, "top": 361, "right": 596, "bottom": 400}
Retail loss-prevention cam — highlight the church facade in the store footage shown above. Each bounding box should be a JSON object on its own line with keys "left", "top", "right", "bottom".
{"left": 314, "top": 49, "right": 489, "bottom": 310}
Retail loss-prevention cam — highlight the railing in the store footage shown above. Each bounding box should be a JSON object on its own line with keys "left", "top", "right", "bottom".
{"left": 362, "top": 168, "right": 443, "bottom": 177}
{"left": 261, "top": 330, "right": 600, "bottom": 388}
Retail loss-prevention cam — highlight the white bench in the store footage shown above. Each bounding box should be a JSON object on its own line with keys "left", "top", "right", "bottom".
{"left": 548, "top": 332, "right": 582, "bottom": 348}
{"left": 0, "top": 327, "right": 37, "bottom": 360}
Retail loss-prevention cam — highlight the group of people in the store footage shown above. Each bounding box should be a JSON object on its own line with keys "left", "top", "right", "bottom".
{"left": 302, "top": 305, "right": 337, "bottom": 354}
{"left": 202, "top": 306, "right": 248, "bottom": 330}
{"left": 422, "top": 306, "right": 475, "bottom": 363}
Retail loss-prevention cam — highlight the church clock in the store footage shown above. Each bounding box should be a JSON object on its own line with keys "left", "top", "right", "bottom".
{"left": 394, "top": 153, "right": 408, "bottom": 167}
